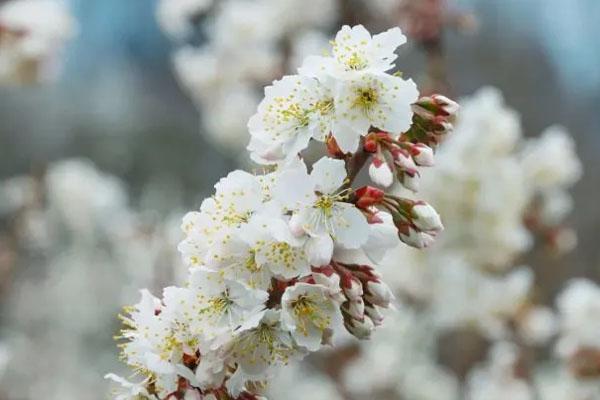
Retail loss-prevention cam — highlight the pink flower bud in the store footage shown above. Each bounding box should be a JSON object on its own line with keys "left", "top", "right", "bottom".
{"left": 345, "top": 315, "right": 375, "bottom": 339}
{"left": 392, "top": 148, "right": 417, "bottom": 170}
{"left": 411, "top": 203, "right": 443, "bottom": 232}
{"left": 431, "top": 94, "right": 459, "bottom": 116}
{"left": 369, "top": 157, "right": 394, "bottom": 187}
{"left": 354, "top": 186, "right": 385, "bottom": 209}
{"left": 399, "top": 171, "right": 420, "bottom": 192}
{"left": 399, "top": 228, "right": 436, "bottom": 249}
{"left": 342, "top": 276, "right": 363, "bottom": 300}
{"left": 365, "top": 305, "right": 384, "bottom": 326}
{"left": 411, "top": 143, "right": 435, "bottom": 166}
{"left": 345, "top": 298, "right": 365, "bottom": 320}
{"left": 365, "top": 280, "right": 394, "bottom": 308}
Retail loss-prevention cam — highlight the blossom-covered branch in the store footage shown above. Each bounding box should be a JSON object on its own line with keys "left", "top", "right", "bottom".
{"left": 106, "top": 25, "right": 458, "bottom": 400}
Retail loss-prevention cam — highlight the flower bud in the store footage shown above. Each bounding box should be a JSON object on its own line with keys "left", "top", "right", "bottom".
{"left": 363, "top": 135, "right": 379, "bottom": 153}
{"left": 344, "top": 298, "right": 365, "bottom": 320}
{"left": 369, "top": 157, "right": 394, "bottom": 187}
{"left": 399, "top": 228, "right": 436, "bottom": 249}
{"left": 411, "top": 143, "right": 435, "bottom": 167}
{"left": 354, "top": 186, "right": 384, "bottom": 209}
{"left": 342, "top": 276, "right": 363, "bottom": 300}
{"left": 345, "top": 315, "right": 375, "bottom": 339}
{"left": 411, "top": 203, "right": 443, "bottom": 232}
{"left": 392, "top": 147, "right": 417, "bottom": 171}
{"left": 365, "top": 305, "right": 384, "bottom": 326}
{"left": 365, "top": 280, "right": 394, "bottom": 308}
{"left": 399, "top": 171, "right": 420, "bottom": 192}
{"left": 412, "top": 94, "right": 459, "bottom": 118}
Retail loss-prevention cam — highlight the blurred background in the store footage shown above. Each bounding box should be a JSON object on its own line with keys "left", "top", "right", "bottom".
{"left": 0, "top": 0, "right": 598, "bottom": 399}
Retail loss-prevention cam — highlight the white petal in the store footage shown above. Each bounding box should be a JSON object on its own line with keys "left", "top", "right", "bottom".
{"left": 273, "top": 163, "right": 316, "bottom": 209}
{"left": 305, "top": 234, "right": 334, "bottom": 266}
{"left": 333, "top": 205, "right": 369, "bottom": 249}
{"left": 310, "top": 157, "right": 347, "bottom": 194}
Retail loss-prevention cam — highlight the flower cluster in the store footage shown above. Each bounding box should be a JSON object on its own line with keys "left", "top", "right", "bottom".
{"left": 0, "top": 0, "right": 76, "bottom": 84}
{"left": 107, "top": 25, "right": 459, "bottom": 400}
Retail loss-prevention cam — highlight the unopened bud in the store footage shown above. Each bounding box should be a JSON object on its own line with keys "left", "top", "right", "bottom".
{"left": 369, "top": 157, "right": 394, "bottom": 187}
{"left": 412, "top": 94, "right": 459, "bottom": 118}
{"left": 399, "top": 171, "right": 420, "bottom": 192}
{"left": 365, "top": 305, "right": 384, "bottom": 326}
{"left": 355, "top": 186, "right": 385, "bottom": 209}
{"left": 345, "top": 315, "right": 375, "bottom": 339}
{"left": 392, "top": 148, "right": 417, "bottom": 170}
{"left": 365, "top": 280, "right": 394, "bottom": 308}
{"left": 399, "top": 228, "right": 436, "bottom": 249}
{"left": 344, "top": 298, "right": 365, "bottom": 320}
{"left": 410, "top": 143, "right": 435, "bottom": 167}
{"left": 342, "top": 276, "right": 363, "bottom": 300}
{"left": 411, "top": 203, "right": 443, "bottom": 232}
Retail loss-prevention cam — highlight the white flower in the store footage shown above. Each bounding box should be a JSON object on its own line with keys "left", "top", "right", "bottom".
{"left": 466, "top": 342, "right": 534, "bottom": 400}
{"left": 555, "top": 279, "right": 600, "bottom": 359}
{"left": 204, "top": 214, "right": 310, "bottom": 289}
{"left": 521, "top": 125, "right": 582, "bottom": 191}
{"left": 332, "top": 73, "right": 418, "bottom": 152}
{"left": 281, "top": 282, "right": 343, "bottom": 351}
{"left": 178, "top": 170, "right": 263, "bottom": 266}
{"left": 247, "top": 74, "right": 335, "bottom": 164}
{"left": 188, "top": 269, "right": 268, "bottom": 339}
{"left": 299, "top": 25, "right": 406, "bottom": 79}
{"left": 518, "top": 306, "right": 557, "bottom": 345}
{"left": 334, "top": 211, "right": 399, "bottom": 265}
{"left": 228, "top": 309, "right": 304, "bottom": 377}
{"left": 105, "top": 374, "right": 151, "bottom": 400}
{"left": 274, "top": 157, "right": 369, "bottom": 265}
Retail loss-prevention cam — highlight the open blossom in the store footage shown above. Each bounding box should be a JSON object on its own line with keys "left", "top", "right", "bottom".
{"left": 247, "top": 75, "right": 335, "bottom": 164}
{"left": 274, "top": 157, "right": 369, "bottom": 265}
{"left": 109, "top": 24, "right": 458, "bottom": 399}
{"left": 332, "top": 73, "right": 418, "bottom": 152}
{"left": 248, "top": 24, "right": 419, "bottom": 162}
{"left": 299, "top": 25, "right": 406, "bottom": 79}
{"left": 281, "top": 282, "right": 343, "bottom": 351}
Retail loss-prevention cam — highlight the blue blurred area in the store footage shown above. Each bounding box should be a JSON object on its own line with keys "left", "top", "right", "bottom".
{"left": 64, "top": 0, "right": 170, "bottom": 78}
{"left": 458, "top": 0, "right": 600, "bottom": 98}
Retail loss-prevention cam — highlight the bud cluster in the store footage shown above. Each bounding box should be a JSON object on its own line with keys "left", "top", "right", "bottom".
{"left": 405, "top": 94, "right": 459, "bottom": 148}
{"left": 355, "top": 187, "right": 444, "bottom": 249}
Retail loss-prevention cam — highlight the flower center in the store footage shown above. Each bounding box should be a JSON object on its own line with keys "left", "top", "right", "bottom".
{"left": 314, "top": 195, "right": 335, "bottom": 217}
{"left": 346, "top": 52, "right": 368, "bottom": 70}
{"left": 353, "top": 87, "right": 379, "bottom": 111}
{"left": 244, "top": 249, "right": 260, "bottom": 272}
{"left": 291, "top": 295, "right": 331, "bottom": 335}
{"left": 314, "top": 98, "right": 334, "bottom": 116}
{"left": 205, "top": 293, "right": 233, "bottom": 316}
{"left": 280, "top": 103, "right": 310, "bottom": 128}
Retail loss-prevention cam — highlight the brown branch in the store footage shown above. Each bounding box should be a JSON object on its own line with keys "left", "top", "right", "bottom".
{"left": 343, "top": 141, "right": 370, "bottom": 189}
